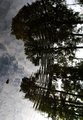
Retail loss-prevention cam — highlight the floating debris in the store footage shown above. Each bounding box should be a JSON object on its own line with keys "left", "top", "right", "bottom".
{"left": 6, "top": 79, "right": 9, "bottom": 84}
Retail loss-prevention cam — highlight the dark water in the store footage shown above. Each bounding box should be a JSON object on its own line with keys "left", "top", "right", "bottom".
{"left": 0, "top": 0, "right": 83, "bottom": 120}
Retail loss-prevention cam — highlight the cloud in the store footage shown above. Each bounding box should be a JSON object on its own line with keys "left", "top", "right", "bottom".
{"left": 0, "top": 0, "right": 38, "bottom": 85}
{"left": 0, "top": 53, "right": 18, "bottom": 78}
{"left": 0, "top": 43, "right": 6, "bottom": 51}
{"left": 0, "top": 1, "right": 50, "bottom": 120}
{"left": 0, "top": 43, "right": 18, "bottom": 76}
{"left": 0, "top": 0, "right": 13, "bottom": 31}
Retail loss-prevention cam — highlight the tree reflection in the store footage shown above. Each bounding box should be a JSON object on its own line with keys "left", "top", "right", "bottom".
{"left": 20, "top": 62, "right": 83, "bottom": 120}
{"left": 11, "top": 0, "right": 83, "bottom": 119}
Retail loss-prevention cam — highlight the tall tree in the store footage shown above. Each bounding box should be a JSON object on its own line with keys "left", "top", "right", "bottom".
{"left": 11, "top": 0, "right": 83, "bottom": 120}
{"left": 11, "top": 0, "right": 83, "bottom": 65}
{"left": 20, "top": 62, "right": 83, "bottom": 120}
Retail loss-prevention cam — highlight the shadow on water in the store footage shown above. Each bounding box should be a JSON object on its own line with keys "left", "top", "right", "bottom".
{"left": 11, "top": 0, "right": 83, "bottom": 119}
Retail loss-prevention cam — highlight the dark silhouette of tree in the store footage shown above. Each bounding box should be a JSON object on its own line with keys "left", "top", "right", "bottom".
{"left": 76, "top": 0, "right": 83, "bottom": 5}
{"left": 20, "top": 60, "right": 83, "bottom": 119}
{"left": 20, "top": 61, "right": 83, "bottom": 119}
{"left": 11, "top": 0, "right": 83, "bottom": 66}
{"left": 11, "top": 0, "right": 83, "bottom": 119}
{"left": 20, "top": 62, "right": 83, "bottom": 120}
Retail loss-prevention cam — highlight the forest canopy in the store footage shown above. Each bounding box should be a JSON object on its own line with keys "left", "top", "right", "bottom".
{"left": 11, "top": 0, "right": 83, "bottom": 120}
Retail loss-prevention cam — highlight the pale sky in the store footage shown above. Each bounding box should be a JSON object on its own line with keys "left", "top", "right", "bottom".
{"left": 0, "top": 0, "right": 48, "bottom": 120}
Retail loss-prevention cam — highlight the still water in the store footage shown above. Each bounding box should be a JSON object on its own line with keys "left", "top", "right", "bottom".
{"left": 0, "top": 0, "right": 49, "bottom": 120}
{"left": 0, "top": 0, "right": 83, "bottom": 120}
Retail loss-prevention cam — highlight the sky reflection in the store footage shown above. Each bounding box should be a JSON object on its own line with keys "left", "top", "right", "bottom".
{"left": 0, "top": 0, "right": 48, "bottom": 120}
{"left": 0, "top": 0, "right": 83, "bottom": 120}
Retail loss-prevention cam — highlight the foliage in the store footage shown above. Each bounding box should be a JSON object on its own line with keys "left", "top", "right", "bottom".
{"left": 20, "top": 62, "right": 83, "bottom": 120}
{"left": 11, "top": 0, "right": 83, "bottom": 119}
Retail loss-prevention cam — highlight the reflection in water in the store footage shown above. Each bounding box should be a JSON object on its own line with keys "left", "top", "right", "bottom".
{"left": 11, "top": 0, "right": 83, "bottom": 119}
{"left": 20, "top": 63, "right": 83, "bottom": 120}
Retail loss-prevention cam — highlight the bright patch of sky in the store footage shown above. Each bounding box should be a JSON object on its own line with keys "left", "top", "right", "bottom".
{"left": 67, "top": 0, "right": 82, "bottom": 12}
